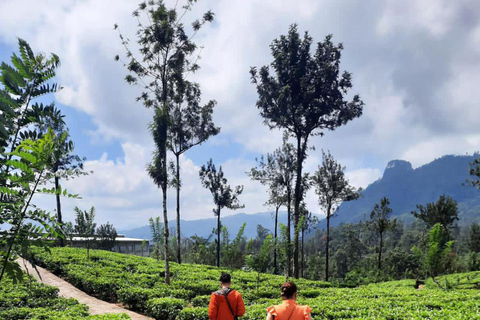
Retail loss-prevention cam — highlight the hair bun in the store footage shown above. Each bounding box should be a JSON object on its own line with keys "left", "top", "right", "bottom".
{"left": 281, "top": 281, "right": 297, "bottom": 299}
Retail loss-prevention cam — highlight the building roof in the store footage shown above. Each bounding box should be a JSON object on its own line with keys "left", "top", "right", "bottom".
{"left": 70, "top": 237, "right": 147, "bottom": 242}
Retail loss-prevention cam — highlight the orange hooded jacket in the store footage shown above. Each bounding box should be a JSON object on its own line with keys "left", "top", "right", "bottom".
{"left": 208, "top": 288, "right": 245, "bottom": 320}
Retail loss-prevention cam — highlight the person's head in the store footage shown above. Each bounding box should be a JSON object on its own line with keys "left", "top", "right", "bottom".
{"left": 281, "top": 281, "right": 297, "bottom": 300}
{"left": 219, "top": 273, "right": 231, "bottom": 287}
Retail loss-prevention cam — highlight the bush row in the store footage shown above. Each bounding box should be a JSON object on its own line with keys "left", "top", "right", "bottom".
{"left": 30, "top": 247, "right": 480, "bottom": 319}
{"left": 0, "top": 272, "right": 130, "bottom": 319}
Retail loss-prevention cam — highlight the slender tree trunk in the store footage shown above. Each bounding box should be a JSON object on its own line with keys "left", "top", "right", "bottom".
{"left": 293, "top": 135, "right": 304, "bottom": 279}
{"left": 176, "top": 154, "right": 181, "bottom": 264}
{"left": 325, "top": 208, "right": 331, "bottom": 282}
{"left": 301, "top": 227, "right": 305, "bottom": 278}
{"left": 217, "top": 207, "right": 221, "bottom": 268}
{"left": 287, "top": 188, "right": 292, "bottom": 277}
{"left": 162, "top": 138, "right": 170, "bottom": 284}
{"left": 162, "top": 185, "right": 170, "bottom": 284}
{"left": 378, "top": 231, "right": 383, "bottom": 270}
{"left": 54, "top": 175, "right": 65, "bottom": 247}
{"left": 274, "top": 206, "right": 278, "bottom": 274}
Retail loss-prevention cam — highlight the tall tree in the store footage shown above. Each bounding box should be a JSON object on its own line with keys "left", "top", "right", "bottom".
{"left": 168, "top": 81, "right": 220, "bottom": 264}
{"left": 246, "top": 234, "right": 273, "bottom": 294}
{"left": 116, "top": 0, "right": 214, "bottom": 284}
{"left": 412, "top": 223, "right": 454, "bottom": 288}
{"left": 39, "top": 118, "right": 87, "bottom": 246}
{"left": 299, "top": 202, "right": 316, "bottom": 278}
{"left": 368, "top": 197, "right": 397, "bottom": 270}
{"left": 411, "top": 195, "right": 459, "bottom": 235}
{"left": 311, "top": 150, "right": 360, "bottom": 281}
{"left": 149, "top": 216, "right": 164, "bottom": 262}
{"left": 251, "top": 25, "right": 364, "bottom": 277}
{"left": 265, "top": 184, "right": 285, "bottom": 275}
{"left": 248, "top": 132, "right": 295, "bottom": 276}
{"left": 73, "top": 206, "right": 96, "bottom": 259}
{"left": 199, "top": 158, "right": 244, "bottom": 267}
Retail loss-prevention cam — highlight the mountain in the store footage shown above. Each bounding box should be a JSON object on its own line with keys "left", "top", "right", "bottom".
{"left": 122, "top": 154, "right": 480, "bottom": 240}
{"left": 120, "top": 211, "right": 296, "bottom": 240}
{"left": 328, "top": 154, "right": 480, "bottom": 227}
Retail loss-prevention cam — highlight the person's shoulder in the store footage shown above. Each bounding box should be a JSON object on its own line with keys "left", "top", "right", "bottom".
{"left": 266, "top": 305, "right": 277, "bottom": 316}
{"left": 231, "top": 289, "right": 242, "bottom": 297}
{"left": 211, "top": 290, "right": 223, "bottom": 296}
{"left": 300, "top": 304, "right": 312, "bottom": 314}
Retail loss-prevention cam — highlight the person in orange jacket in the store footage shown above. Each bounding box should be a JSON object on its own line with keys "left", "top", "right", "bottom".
{"left": 209, "top": 273, "right": 245, "bottom": 320}
{"left": 266, "top": 281, "right": 312, "bottom": 320}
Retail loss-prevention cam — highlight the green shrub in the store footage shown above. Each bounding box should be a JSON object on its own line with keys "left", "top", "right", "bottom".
{"left": 176, "top": 306, "right": 209, "bottom": 320}
{"left": 146, "top": 297, "right": 185, "bottom": 320}
{"left": 117, "top": 287, "right": 162, "bottom": 312}
{"left": 191, "top": 295, "right": 211, "bottom": 307}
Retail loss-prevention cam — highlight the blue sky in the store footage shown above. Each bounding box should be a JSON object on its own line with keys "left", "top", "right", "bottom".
{"left": 1, "top": 0, "right": 480, "bottom": 230}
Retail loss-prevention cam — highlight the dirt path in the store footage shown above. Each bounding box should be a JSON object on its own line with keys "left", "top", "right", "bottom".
{"left": 17, "top": 259, "right": 153, "bottom": 320}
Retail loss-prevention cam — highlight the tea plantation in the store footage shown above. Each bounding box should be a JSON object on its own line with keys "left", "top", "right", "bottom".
{"left": 23, "top": 247, "right": 480, "bottom": 319}
{"left": 0, "top": 271, "right": 130, "bottom": 320}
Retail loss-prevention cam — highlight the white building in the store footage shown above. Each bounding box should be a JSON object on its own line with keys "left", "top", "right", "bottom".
{"left": 69, "top": 234, "right": 150, "bottom": 257}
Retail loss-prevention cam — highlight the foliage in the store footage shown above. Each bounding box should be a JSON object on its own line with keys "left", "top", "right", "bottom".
{"left": 0, "top": 38, "right": 60, "bottom": 153}
{"left": 0, "top": 130, "right": 80, "bottom": 283}
{"left": 0, "top": 272, "right": 130, "bottom": 319}
{"left": 468, "top": 157, "right": 480, "bottom": 189}
{"left": 251, "top": 24, "right": 364, "bottom": 278}
{"left": 248, "top": 132, "right": 296, "bottom": 276}
{"left": 412, "top": 223, "right": 455, "bottom": 288}
{"left": 311, "top": 150, "right": 361, "bottom": 281}
{"left": 199, "top": 158, "right": 244, "bottom": 267}
{"left": 468, "top": 223, "right": 480, "bottom": 253}
{"left": 149, "top": 216, "right": 165, "bottom": 262}
{"left": 0, "top": 39, "right": 81, "bottom": 283}
{"left": 411, "top": 194, "right": 459, "bottom": 232}
{"left": 164, "top": 16, "right": 219, "bottom": 265}
{"left": 426, "top": 224, "right": 454, "bottom": 278}
{"left": 221, "top": 223, "right": 247, "bottom": 269}
{"left": 368, "top": 197, "right": 397, "bottom": 270}
{"left": 29, "top": 247, "right": 480, "bottom": 319}
{"left": 96, "top": 222, "right": 117, "bottom": 251}
{"left": 246, "top": 235, "right": 273, "bottom": 293}
{"left": 116, "top": 0, "right": 215, "bottom": 282}
{"left": 73, "top": 206, "right": 96, "bottom": 259}
{"left": 146, "top": 297, "right": 185, "bottom": 320}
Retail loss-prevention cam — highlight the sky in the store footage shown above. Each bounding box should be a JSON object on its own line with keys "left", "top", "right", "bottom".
{"left": 1, "top": 0, "right": 480, "bottom": 230}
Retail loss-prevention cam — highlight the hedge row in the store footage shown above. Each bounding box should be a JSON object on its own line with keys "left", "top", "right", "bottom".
{"left": 30, "top": 247, "right": 480, "bottom": 319}
{"left": 0, "top": 272, "right": 130, "bottom": 319}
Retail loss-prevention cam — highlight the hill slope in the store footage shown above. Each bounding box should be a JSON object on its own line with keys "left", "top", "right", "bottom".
{"left": 331, "top": 154, "right": 480, "bottom": 227}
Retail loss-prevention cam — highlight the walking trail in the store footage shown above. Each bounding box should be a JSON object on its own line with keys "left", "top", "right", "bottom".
{"left": 17, "top": 259, "right": 153, "bottom": 320}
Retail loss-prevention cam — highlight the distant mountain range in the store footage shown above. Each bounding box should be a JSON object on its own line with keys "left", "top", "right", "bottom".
{"left": 121, "top": 154, "right": 480, "bottom": 240}
{"left": 329, "top": 154, "right": 480, "bottom": 228}
{"left": 120, "top": 211, "right": 297, "bottom": 240}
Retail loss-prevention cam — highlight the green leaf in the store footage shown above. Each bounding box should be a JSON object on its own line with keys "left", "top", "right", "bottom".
{"left": 11, "top": 53, "right": 32, "bottom": 80}
{"left": 5, "top": 159, "right": 32, "bottom": 175}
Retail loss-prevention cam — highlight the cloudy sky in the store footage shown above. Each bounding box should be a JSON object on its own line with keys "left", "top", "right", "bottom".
{"left": 1, "top": 0, "right": 479, "bottom": 230}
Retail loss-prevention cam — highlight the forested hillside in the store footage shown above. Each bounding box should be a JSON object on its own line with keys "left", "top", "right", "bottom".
{"left": 331, "top": 154, "right": 480, "bottom": 227}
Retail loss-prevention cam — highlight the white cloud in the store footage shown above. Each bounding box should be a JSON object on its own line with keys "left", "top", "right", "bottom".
{"left": 2, "top": 0, "right": 480, "bottom": 228}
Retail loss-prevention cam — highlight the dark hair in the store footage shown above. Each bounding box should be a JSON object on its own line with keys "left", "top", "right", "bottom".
{"left": 219, "top": 273, "right": 231, "bottom": 284}
{"left": 281, "top": 281, "right": 297, "bottom": 299}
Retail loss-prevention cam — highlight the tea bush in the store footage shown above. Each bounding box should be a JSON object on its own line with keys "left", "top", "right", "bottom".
{"left": 30, "top": 247, "right": 480, "bottom": 319}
